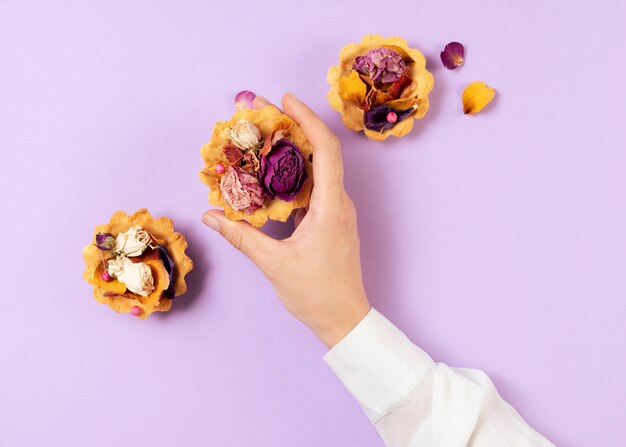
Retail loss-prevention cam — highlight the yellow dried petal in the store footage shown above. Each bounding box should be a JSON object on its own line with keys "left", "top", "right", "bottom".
{"left": 338, "top": 71, "right": 367, "bottom": 105}
{"left": 143, "top": 259, "right": 171, "bottom": 308}
{"left": 462, "top": 81, "right": 496, "bottom": 115}
{"left": 93, "top": 264, "right": 127, "bottom": 295}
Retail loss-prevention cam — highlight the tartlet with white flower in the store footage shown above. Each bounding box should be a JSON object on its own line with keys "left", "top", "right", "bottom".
{"left": 327, "top": 34, "right": 434, "bottom": 141}
{"left": 82, "top": 209, "right": 193, "bottom": 319}
{"left": 199, "top": 94, "right": 313, "bottom": 227}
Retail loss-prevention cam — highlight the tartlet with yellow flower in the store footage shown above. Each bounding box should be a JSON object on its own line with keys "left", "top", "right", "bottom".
{"left": 82, "top": 209, "right": 193, "bottom": 319}
{"left": 199, "top": 92, "right": 313, "bottom": 228}
{"left": 327, "top": 34, "right": 434, "bottom": 140}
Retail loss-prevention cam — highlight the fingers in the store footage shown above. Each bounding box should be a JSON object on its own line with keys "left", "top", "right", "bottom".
{"left": 253, "top": 95, "right": 272, "bottom": 109}
{"left": 201, "top": 210, "right": 278, "bottom": 269}
{"left": 281, "top": 93, "right": 344, "bottom": 199}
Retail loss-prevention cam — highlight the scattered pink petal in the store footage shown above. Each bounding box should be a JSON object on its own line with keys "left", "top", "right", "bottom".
{"left": 234, "top": 90, "right": 256, "bottom": 109}
{"left": 440, "top": 42, "right": 464, "bottom": 70}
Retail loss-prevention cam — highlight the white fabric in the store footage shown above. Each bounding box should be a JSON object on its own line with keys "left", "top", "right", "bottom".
{"left": 324, "top": 308, "right": 554, "bottom": 447}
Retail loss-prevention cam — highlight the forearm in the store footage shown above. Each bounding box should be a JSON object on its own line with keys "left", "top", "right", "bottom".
{"left": 324, "top": 308, "right": 554, "bottom": 447}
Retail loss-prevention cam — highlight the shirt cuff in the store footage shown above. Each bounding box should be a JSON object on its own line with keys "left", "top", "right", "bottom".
{"left": 323, "top": 307, "right": 433, "bottom": 423}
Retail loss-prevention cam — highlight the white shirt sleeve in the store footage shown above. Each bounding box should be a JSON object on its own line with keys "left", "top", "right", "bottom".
{"left": 324, "top": 308, "right": 555, "bottom": 447}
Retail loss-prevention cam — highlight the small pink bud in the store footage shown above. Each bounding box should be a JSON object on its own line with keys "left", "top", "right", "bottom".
{"left": 214, "top": 163, "right": 225, "bottom": 175}
{"left": 130, "top": 306, "right": 142, "bottom": 317}
{"left": 101, "top": 271, "right": 112, "bottom": 282}
{"left": 386, "top": 112, "right": 398, "bottom": 123}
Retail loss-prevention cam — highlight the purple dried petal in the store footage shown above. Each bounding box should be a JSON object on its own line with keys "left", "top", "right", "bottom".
{"left": 95, "top": 232, "right": 115, "bottom": 250}
{"left": 223, "top": 144, "right": 243, "bottom": 164}
{"left": 440, "top": 42, "right": 464, "bottom": 70}
{"left": 157, "top": 245, "right": 176, "bottom": 299}
{"left": 364, "top": 105, "right": 414, "bottom": 132}
{"left": 234, "top": 90, "right": 256, "bottom": 109}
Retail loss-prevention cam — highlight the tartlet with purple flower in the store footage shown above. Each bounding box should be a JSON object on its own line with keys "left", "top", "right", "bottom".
{"left": 82, "top": 209, "right": 193, "bottom": 319}
{"left": 199, "top": 96, "right": 313, "bottom": 227}
{"left": 327, "top": 34, "right": 434, "bottom": 140}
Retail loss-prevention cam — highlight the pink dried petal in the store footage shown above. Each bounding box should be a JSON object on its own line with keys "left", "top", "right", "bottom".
{"left": 440, "top": 42, "right": 464, "bottom": 70}
{"left": 234, "top": 90, "right": 256, "bottom": 109}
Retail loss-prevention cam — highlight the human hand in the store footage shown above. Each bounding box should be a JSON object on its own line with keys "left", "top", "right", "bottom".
{"left": 201, "top": 93, "right": 371, "bottom": 348}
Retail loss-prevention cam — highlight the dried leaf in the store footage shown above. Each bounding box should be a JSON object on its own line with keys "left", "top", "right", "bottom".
{"left": 241, "top": 149, "right": 261, "bottom": 173}
{"left": 260, "top": 117, "right": 292, "bottom": 157}
{"left": 462, "top": 81, "right": 496, "bottom": 114}
{"left": 223, "top": 144, "right": 243, "bottom": 164}
{"left": 338, "top": 71, "right": 367, "bottom": 106}
{"left": 386, "top": 75, "right": 413, "bottom": 98}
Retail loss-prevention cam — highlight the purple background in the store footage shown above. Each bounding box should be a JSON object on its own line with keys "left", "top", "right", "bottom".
{"left": 1, "top": 1, "right": 625, "bottom": 446}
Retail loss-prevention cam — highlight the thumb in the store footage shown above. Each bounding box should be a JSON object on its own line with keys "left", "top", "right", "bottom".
{"left": 201, "top": 210, "right": 277, "bottom": 268}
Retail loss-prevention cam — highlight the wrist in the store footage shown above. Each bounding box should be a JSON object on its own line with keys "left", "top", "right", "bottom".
{"left": 312, "top": 300, "right": 371, "bottom": 349}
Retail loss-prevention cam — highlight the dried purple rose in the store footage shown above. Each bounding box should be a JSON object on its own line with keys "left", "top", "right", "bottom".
{"left": 95, "top": 232, "right": 115, "bottom": 250}
{"left": 219, "top": 166, "right": 265, "bottom": 214}
{"left": 234, "top": 90, "right": 256, "bottom": 109}
{"left": 440, "top": 42, "right": 464, "bottom": 70}
{"left": 364, "top": 104, "right": 415, "bottom": 132}
{"left": 353, "top": 47, "right": 407, "bottom": 84}
{"left": 260, "top": 138, "right": 307, "bottom": 202}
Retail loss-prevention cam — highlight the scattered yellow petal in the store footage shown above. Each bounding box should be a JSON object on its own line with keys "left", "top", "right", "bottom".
{"left": 339, "top": 71, "right": 367, "bottom": 105}
{"left": 462, "top": 81, "right": 496, "bottom": 115}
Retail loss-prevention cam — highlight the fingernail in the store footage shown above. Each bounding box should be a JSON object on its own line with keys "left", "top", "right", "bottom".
{"left": 287, "top": 91, "right": 299, "bottom": 101}
{"left": 202, "top": 214, "right": 220, "bottom": 231}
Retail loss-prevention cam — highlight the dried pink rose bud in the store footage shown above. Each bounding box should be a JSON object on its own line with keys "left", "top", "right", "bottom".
{"left": 130, "top": 306, "right": 142, "bottom": 317}
{"left": 219, "top": 166, "right": 265, "bottom": 214}
{"left": 440, "top": 42, "right": 464, "bottom": 70}
{"left": 101, "top": 271, "right": 112, "bottom": 282}
{"left": 235, "top": 90, "right": 256, "bottom": 109}
{"left": 214, "top": 163, "right": 225, "bottom": 175}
